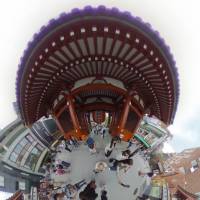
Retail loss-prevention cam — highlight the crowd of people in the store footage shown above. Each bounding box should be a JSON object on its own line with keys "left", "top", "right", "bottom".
{"left": 38, "top": 125, "right": 154, "bottom": 200}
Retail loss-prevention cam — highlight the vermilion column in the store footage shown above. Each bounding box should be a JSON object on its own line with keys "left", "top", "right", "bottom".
{"left": 110, "top": 111, "right": 116, "bottom": 130}
{"left": 66, "top": 94, "right": 81, "bottom": 135}
{"left": 129, "top": 103, "right": 143, "bottom": 134}
{"left": 117, "top": 94, "right": 132, "bottom": 134}
{"left": 54, "top": 116, "right": 65, "bottom": 134}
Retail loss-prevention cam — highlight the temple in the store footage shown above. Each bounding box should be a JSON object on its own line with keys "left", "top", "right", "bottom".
{"left": 16, "top": 6, "right": 179, "bottom": 141}
{"left": 0, "top": 6, "right": 186, "bottom": 200}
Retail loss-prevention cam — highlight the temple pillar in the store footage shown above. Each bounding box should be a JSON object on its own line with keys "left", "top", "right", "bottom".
{"left": 129, "top": 104, "right": 143, "bottom": 134}
{"left": 54, "top": 115, "right": 65, "bottom": 134}
{"left": 109, "top": 111, "right": 116, "bottom": 130}
{"left": 116, "top": 94, "right": 132, "bottom": 134}
{"left": 66, "top": 94, "right": 82, "bottom": 136}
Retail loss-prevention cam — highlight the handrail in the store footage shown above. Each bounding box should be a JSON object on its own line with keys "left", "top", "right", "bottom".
{"left": 7, "top": 190, "right": 23, "bottom": 200}
{"left": 176, "top": 185, "right": 199, "bottom": 199}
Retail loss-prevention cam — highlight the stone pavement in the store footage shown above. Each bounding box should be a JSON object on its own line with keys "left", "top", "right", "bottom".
{"left": 52, "top": 132, "right": 151, "bottom": 200}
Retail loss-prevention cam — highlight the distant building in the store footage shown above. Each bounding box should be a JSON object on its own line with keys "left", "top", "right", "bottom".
{"left": 31, "top": 117, "right": 59, "bottom": 147}
{"left": 163, "top": 147, "right": 200, "bottom": 198}
{"left": 0, "top": 117, "right": 59, "bottom": 194}
{"left": 134, "top": 115, "right": 172, "bottom": 153}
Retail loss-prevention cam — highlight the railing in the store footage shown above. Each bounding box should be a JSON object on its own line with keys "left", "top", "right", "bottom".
{"left": 176, "top": 185, "right": 199, "bottom": 200}
{"left": 7, "top": 190, "right": 23, "bottom": 200}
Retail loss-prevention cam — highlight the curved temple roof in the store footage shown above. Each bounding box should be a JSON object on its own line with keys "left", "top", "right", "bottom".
{"left": 16, "top": 6, "right": 179, "bottom": 125}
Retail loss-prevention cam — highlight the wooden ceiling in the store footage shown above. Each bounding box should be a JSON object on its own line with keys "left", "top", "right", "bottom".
{"left": 16, "top": 6, "right": 179, "bottom": 125}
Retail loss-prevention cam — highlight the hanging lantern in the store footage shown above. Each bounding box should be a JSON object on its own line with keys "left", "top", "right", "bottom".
{"left": 92, "top": 111, "right": 106, "bottom": 124}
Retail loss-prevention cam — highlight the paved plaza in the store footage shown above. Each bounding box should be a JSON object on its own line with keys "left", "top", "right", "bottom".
{"left": 52, "top": 132, "right": 151, "bottom": 200}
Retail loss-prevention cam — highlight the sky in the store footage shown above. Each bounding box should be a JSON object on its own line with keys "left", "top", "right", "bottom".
{"left": 0, "top": 0, "right": 200, "bottom": 153}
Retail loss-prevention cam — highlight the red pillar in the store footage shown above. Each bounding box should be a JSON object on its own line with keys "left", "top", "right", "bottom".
{"left": 54, "top": 115, "right": 65, "bottom": 134}
{"left": 117, "top": 94, "right": 132, "bottom": 134}
{"left": 129, "top": 104, "right": 143, "bottom": 134}
{"left": 109, "top": 111, "right": 116, "bottom": 131}
{"left": 66, "top": 94, "right": 82, "bottom": 135}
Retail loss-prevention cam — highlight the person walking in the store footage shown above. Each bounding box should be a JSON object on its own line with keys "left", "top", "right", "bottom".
{"left": 74, "top": 179, "right": 87, "bottom": 190}
{"left": 105, "top": 138, "right": 117, "bottom": 158}
{"left": 79, "top": 180, "right": 98, "bottom": 200}
{"left": 138, "top": 170, "right": 154, "bottom": 178}
{"left": 109, "top": 158, "right": 133, "bottom": 172}
{"left": 120, "top": 146, "right": 143, "bottom": 159}
{"left": 53, "top": 164, "right": 70, "bottom": 175}
{"left": 101, "top": 189, "right": 108, "bottom": 200}
{"left": 65, "top": 179, "right": 87, "bottom": 199}
{"left": 127, "top": 137, "right": 140, "bottom": 148}
{"left": 52, "top": 159, "right": 71, "bottom": 168}
{"left": 100, "top": 126, "right": 107, "bottom": 138}
{"left": 54, "top": 168, "right": 70, "bottom": 175}
{"left": 61, "top": 160, "right": 71, "bottom": 168}
{"left": 62, "top": 139, "right": 72, "bottom": 152}
{"left": 137, "top": 170, "right": 158, "bottom": 199}
{"left": 70, "top": 136, "right": 79, "bottom": 148}
{"left": 86, "top": 137, "right": 97, "bottom": 154}
{"left": 93, "top": 161, "right": 107, "bottom": 174}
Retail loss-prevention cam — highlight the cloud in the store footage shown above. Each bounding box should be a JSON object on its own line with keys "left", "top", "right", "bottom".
{"left": 168, "top": 110, "right": 200, "bottom": 152}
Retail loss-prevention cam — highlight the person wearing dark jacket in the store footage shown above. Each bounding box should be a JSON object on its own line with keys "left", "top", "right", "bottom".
{"left": 101, "top": 189, "right": 108, "bottom": 200}
{"left": 79, "top": 180, "right": 98, "bottom": 200}
{"left": 109, "top": 158, "right": 133, "bottom": 172}
{"left": 105, "top": 138, "right": 117, "bottom": 157}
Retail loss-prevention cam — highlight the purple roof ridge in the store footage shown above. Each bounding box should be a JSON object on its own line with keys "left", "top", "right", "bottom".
{"left": 15, "top": 5, "right": 179, "bottom": 124}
